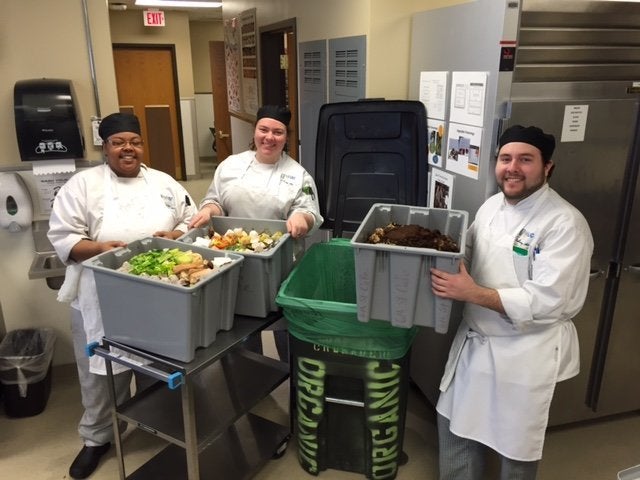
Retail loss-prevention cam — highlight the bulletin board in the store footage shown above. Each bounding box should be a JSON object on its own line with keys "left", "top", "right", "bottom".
{"left": 224, "top": 8, "right": 259, "bottom": 119}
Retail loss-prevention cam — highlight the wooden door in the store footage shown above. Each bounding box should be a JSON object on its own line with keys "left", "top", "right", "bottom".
{"left": 113, "top": 45, "right": 184, "bottom": 179}
{"left": 209, "top": 41, "right": 232, "bottom": 161}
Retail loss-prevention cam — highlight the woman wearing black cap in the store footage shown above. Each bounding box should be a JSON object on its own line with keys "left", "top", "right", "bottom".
{"left": 188, "top": 105, "right": 323, "bottom": 359}
{"left": 429, "top": 125, "right": 594, "bottom": 479}
{"left": 47, "top": 112, "right": 197, "bottom": 479}
{"left": 188, "top": 105, "right": 323, "bottom": 237}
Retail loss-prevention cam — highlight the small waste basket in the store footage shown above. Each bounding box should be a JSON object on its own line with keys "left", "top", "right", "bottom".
{"left": 0, "top": 328, "right": 56, "bottom": 418}
{"left": 277, "top": 239, "right": 417, "bottom": 479}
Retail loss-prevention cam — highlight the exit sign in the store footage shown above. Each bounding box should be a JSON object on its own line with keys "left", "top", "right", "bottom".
{"left": 143, "top": 9, "right": 165, "bottom": 27}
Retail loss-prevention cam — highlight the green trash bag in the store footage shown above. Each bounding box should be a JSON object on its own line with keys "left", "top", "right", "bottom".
{"left": 276, "top": 239, "right": 417, "bottom": 360}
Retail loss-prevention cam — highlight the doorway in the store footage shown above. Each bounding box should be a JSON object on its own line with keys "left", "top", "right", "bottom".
{"left": 259, "top": 19, "right": 298, "bottom": 161}
{"left": 112, "top": 44, "right": 185, "bottom": 179}
{"left": 209, "top": 40, "right": 232, "bottom": 162}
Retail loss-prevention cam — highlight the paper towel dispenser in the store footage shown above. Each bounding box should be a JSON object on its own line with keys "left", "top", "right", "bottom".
{"left": 14, "top": 78, "right": 85, "bottom": 162}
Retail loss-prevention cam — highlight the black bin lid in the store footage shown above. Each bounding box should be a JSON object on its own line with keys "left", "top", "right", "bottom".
{"left": 314, "top": 100, "right": 428, "bottom": 237}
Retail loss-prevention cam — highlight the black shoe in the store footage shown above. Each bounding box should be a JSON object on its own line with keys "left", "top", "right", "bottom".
{"left": 69, "top": 443, "right": 111, "bottom": 479}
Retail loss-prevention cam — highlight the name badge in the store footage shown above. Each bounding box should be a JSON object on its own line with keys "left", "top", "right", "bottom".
{"left": 513, "top": 227, "right": 535, "bottom": 256}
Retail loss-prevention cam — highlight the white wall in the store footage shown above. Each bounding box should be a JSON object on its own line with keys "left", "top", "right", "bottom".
{"left": 195, "top": 94, "right": 216, "bottom": 158}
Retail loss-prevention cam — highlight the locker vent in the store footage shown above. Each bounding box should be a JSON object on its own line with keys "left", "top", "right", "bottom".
{"left": 334, "top": 49, "right": 361, "bottom": 89}
{"left": 303, "top": 50, "right": 322, "bottom": 86}
{"left": 329, "top": 35, "right": 365, "bottom": 102}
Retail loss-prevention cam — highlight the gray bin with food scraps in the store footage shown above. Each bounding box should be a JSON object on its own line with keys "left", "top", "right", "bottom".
{"left": 83, "top": 237, "right": 243, "bottom": 362}
{"left": 179, "top": 217, "right": 293, "bottom": 318}
{"left": 350, "top": 204, "right": 468, "bottom": 333}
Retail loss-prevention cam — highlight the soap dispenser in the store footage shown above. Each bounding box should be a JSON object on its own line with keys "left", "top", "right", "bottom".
{"left": 0, "top": 172, "right": 33, "bottom": 232}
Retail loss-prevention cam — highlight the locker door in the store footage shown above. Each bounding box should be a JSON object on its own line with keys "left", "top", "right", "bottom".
{"left": 298, "top": 40, "right": 327, "bottom": 175}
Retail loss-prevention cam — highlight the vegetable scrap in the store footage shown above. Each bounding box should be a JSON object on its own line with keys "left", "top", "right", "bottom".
{"left": 194, "top": 227, "right": 284, "bottom": 253}
{"left": 117, "top": 248, "right": 233, "bottom": 286}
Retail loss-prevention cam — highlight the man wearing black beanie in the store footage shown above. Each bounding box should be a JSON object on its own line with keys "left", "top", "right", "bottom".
{"left": 430, "top": 125, "right": 594, "bottom": 479}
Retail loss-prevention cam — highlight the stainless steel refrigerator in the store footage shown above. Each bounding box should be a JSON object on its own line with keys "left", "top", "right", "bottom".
{"left": 408, "top": 0, "right": 640, "bottom": 426}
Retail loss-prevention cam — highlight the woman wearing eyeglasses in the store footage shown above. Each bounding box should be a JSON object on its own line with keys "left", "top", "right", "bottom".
{"left": 47, "top": 112, "right": 196, "bottom": 479}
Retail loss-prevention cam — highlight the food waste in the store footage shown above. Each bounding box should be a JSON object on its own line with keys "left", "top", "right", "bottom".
{"left": 366, "top": 223, "right": 459, "bottom": 252}
{"left": 117, "top": 248, "right": 233, "bottom": 286}
{"left": 192, "top": 227, "right": 284, "bottom": 253}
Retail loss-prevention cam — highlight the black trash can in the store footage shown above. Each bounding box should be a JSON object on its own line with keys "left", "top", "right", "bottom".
{"left": 277, "top": 240, "right": 417, "bottom": 480}
{"left": 0, "top": 328, "right": 56, "bottom": 418}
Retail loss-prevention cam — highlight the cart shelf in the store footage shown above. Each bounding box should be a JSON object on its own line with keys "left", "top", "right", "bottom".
{"left": 117, "top": 349, "right": 289, "bottom": 448}
{"left": 92, "top": 312, "right": 290, "bottom": 480}
{"left": 127, "top": 414, "right": 289, "bottom": 480}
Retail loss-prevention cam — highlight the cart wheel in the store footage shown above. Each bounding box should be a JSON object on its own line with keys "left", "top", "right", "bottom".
{"left": 272, "top": 439, "right": 288, "bottom": 459}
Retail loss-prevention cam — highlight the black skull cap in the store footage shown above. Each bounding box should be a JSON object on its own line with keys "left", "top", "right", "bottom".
{"left": 499, "top": 125, "right": 556, "bottom": 161}
{"left": 256, "top": 105, "right": 291, "bottom": 127}
{"left": 98, "top": 113, "right": 141, "bottom": 141}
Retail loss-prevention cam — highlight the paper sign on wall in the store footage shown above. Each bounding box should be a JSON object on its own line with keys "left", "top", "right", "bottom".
{"left": 419, "top": 71, "right": 449, "bottom": 121}
{"left": 445, "top": 122, "right": 483, "bottom": 180}
{"left": 429, "top": 168, "right": 454, "bottom": 209}
{"left": 427, "top": 119, "right": 446, "bottom": 167}
{"left": 561, "top": 105, "right": 589, "bottom": 142}
{"left": 449, "top": 72, "right": 488, "bottom": 128}
{"left": 36, "top": 173, "right": 73, "bottom": 214}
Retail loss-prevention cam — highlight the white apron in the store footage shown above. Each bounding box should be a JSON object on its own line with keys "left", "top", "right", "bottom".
{"left": 74, "top": 166, "right": 177, "bottom": 374}
{"left": 437, "top": 188, "right": 569, "bottom": 461}
{"left": 220, "top": 155, "right": 299, "bottom": 220}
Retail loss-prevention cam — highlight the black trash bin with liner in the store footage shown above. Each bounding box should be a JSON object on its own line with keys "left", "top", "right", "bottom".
{"left": 0, "top": 328, "right": 56, "bottom": 418}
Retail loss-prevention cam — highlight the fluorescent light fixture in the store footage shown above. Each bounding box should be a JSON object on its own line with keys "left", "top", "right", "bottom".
{"left": 135, "top": 0, "right": 222, "bottom": 7}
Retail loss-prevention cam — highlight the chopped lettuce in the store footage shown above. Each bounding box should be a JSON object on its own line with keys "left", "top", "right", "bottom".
{"left": 127, "top": 248, "right": 199, "bottom": 276}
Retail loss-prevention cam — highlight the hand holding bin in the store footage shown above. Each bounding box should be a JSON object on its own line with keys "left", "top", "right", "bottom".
{"left": 178, "top": 216, "right": 293, "bottom": 318}
{"left": 350, "top": 203, "right": 468, "bottom": 333}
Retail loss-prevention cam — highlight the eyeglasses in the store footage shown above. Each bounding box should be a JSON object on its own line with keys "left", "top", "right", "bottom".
{"left": 106, "top": 138, "right": 144, "bottom": 148}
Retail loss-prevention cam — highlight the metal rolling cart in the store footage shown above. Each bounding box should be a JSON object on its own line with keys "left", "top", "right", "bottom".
{"left": 88, "top": 312, "right": 290, "bottom": 480}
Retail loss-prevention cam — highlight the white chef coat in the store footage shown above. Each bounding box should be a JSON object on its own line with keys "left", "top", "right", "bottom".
{"left": 200, "top": 150, "right": 323, "bottom": 235}
{"left": 437, "top": 183, "right": 594, "bottom": 461}
{"left": 48, "top": 164, "right": 196, "bottom": 374}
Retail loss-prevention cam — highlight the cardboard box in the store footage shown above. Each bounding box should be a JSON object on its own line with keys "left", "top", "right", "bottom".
{"left": 350, "top": 204, "right": 468, "bottom": 333}
{"left": 83, "top": 237, "right": 243, "bottom": 362}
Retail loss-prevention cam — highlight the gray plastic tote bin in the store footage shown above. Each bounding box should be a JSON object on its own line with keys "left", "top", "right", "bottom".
{"left": 83, "top": 237, "right": 243, "bottom": 362}
{"left": 350, "top": 204, "right": 468, "bottom": 333}
{"left": 179, "top": 217, "right": 293, "bottom": 318}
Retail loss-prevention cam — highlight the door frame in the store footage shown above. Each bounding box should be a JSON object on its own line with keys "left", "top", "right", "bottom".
{"left": 209, "top": 40, "right": 232, "bottom": 162}
{"left": 112, "top": 43, "right": 186, "bottom": 179}
{"left": 259, "top": 18, "right": 299, "bottom": 160}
